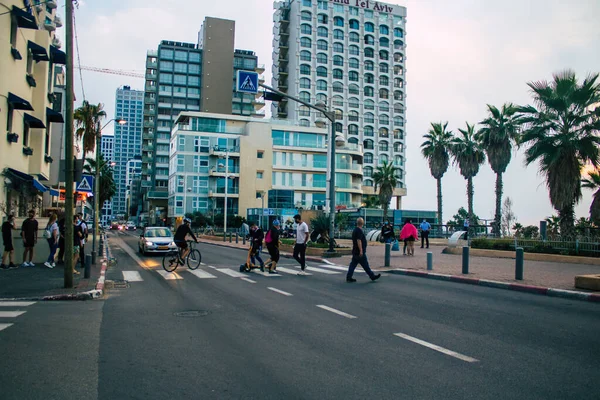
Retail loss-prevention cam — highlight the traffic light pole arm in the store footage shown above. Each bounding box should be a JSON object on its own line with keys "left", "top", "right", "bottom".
{"left": 258, "top": 83, "right": 335, "bottom": 122}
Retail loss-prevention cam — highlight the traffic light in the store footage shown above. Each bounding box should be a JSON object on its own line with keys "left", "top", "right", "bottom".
{"left": 264, "top": 91, "right": 284, "bottom": 102}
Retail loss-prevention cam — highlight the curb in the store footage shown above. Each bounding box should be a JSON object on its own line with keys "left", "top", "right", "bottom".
{"left": 386, "top": 268, "right": 600, "bottom": 303}
{"left": 197, "top": 240, "right": 325, "bottom": 263}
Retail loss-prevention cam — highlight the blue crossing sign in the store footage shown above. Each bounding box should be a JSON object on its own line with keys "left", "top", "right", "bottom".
{"left": 76, "top": 174, "right": 94, "bottom": 193}
{"left": 236, "top": 70, "right": 259, "bottom": 94}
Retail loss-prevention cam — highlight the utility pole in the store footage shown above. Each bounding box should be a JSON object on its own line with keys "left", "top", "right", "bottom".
{"left": 64, "top": 0, "right": 74, "bottom": 288}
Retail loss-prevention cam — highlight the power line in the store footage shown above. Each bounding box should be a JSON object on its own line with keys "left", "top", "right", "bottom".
{"left": 75, "top": 66, "right": 144, "bottom": 78}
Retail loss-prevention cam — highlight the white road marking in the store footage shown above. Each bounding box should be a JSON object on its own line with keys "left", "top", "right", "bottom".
{"left": 216, "top": 268, "right": 246, "bottom": 278}
{"left": 305, "top": 266, "right": 340, "bottom": 275}
{"left": 316, "top": 305, "right": 357, "bottom": 319}
{"left": 122, "top": 271, "right": 143, "bottom": 282}
{"left": 276, "top": 267, "right": 313, "bottom": 276}
{"left": 0, "top": 323, "right": 13, "bottom": 332}
{"left": 318, "top": 264, "right": 354, "bottom": 272}
{"left": 322, "top": 259, "right": 336, "bottom": 265}
{"left": 156, "top": 270, "right": 183, "bottom": 280}
{"left": 0, "top": 302, "right": 36, "bottom": 307}
{"left": 241, "top": 278, "right": 256, "bottom": 284}
{"left": 112, "top": 237, "right": 150, "bottom": 269}
{"left": 200, "top": 262, "right": 206, "bottom": 265}
{"left": 393, "top": 333, "right": 479, "bottom": 363}
{"left": 188, "top": 269, "right": 217, "bottom": 279}
{"left": 207, "top": 265, "right": 217, "bottom": 269}
{"left": 252, "top": 269, "right": 282, "bottom": 277}
{"left": 268, "top": 287, "right": 293, "bottom": 296}
{"left": 0, "top": 311, "right": 26, "bottom": 318}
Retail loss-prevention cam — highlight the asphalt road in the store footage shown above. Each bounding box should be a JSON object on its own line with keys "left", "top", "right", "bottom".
{"left": 1, "top": 229, "right": 599, "bottom": 399}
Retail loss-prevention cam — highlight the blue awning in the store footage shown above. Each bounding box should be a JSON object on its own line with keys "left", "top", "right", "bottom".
{"left": 24, "top": 113, "right": 46, "bottom": 129}
{"left": 7, "top": 92, "right": 34, "bottom": 111}
{"left": 46, "top": 107, "right": 64, "bottom": 123}
{"left": 28, "top": 41, "right": 49, "bottom": 62}
{"left": 49, "top": 45, "right": 66, "bottom": 65}
{"left": 49, "top": 188, "right": 60, "bottom": 197}
{"left": 4, "top": 168, "right": 47, "bottom": 194}
{"left": 33, "top": 179, "right": 47, "bottom": 193}
{"left": 12, "top": 6, "right": 38, "bottom": 30}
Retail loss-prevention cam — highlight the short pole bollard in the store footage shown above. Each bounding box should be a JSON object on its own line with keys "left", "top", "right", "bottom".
{"left": 236, "top": 234, "right": 239, "bottom": 244}
{"left": 229, "top": 232, "right": 232, "bottom": 243}
{"left": 427, "top": 252, "right": 433, "bottom": 271}
{"left": 515, "top": 247, "right": 524, "bottom": 280}
{"left": 462, "top": 246, "right": 469, "bottom": 274}
{"left": 384, "top": 242, "right": 391, "bottom": 267}
{"left": 223, "top": 232, "right": 226, "bottom": 242}
{"left": 84, "top": 254, "right": 92, "bottom": 279}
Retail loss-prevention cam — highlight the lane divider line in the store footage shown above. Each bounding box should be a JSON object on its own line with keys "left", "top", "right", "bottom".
{"left": 393, "top": 332, "right": 479, "bottom": 363}
{"left": 268, "top": 287, "right": 293, "bottom": 296}
{"left": 316, "top": 305, "right": 357, "bottom": 319}
{"left": 241, "top": 278, "right": 256, "bottom": 284}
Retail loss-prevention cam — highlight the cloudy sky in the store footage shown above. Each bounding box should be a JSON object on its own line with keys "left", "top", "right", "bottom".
{"left": 56, "top": 0, "right": 600, "bottom": 226}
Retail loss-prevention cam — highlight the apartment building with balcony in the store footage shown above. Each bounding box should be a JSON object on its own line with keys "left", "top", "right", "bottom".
{"left": 1, "top": 0, "right": 66, "bottom": 216}
{"left": 272, "top": 0, "right": 407, "bottom": 207}
{"left": 168, "top": 112, "right": 364, "bottom": 222}
{"left": 141, "top": 17, "right": 265, "bottom": 225}
{"left": 99, "top": 134, "right": 114, "bottom": 225}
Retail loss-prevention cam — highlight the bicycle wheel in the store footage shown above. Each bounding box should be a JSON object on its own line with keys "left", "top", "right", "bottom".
{"left": 162, "top": 252, "right": 179, "bottom": 272}
{"left": 187, "top": 249, "right": 202, "bottom": 270}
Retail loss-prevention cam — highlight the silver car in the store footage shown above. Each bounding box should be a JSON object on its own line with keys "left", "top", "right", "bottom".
{"left": 138, "top": 227, "right": 177, "bottom": 255}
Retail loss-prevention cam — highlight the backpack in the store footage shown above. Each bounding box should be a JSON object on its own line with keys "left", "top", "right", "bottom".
{"left": 43, "top": 224, "right": 53, "bottom": 239}
{"left": 265, "top": 229, "right": 272, "bottom": 244}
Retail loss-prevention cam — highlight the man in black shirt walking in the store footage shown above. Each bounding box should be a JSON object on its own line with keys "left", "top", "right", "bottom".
{"left": 346, "top": 217, "right": 381, "bottom": 283}
{"left": 21, "top": 209, "right": 38, "bottom": 267}
{"left": 1, "top": 215, "right": 17, "bottom": 269}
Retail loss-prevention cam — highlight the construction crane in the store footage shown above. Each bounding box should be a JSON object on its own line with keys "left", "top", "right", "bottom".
{"left": 75, "top": 65, "right": 144, "bottom": 78}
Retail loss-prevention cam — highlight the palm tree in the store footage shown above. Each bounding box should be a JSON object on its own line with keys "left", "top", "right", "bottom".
{"left": 83, "top": 154, "right": 116, "bottom": 207}
{"left": 372, "top": 161, "right": 398, "bottom": 221}
{"left": 450, "top": 122, "right": 486, "bottom": 223}
{"left": 476, "top": 104, "right": 522, "bottom": 236}
{"left": 520, "top": 70, "right": 600, "bottom": 237}
{"left": 362, "top": 195, "right": 380, "bottom": 209}
{"left": 74, "top": 101, "right": 106, "bottom": 159}
{"left": 581, "top": 171, "right": 600, "bottom": 225}
{"left": 545, "top": 215, "right": 560, "bottom": 238}
{"left": 421, "top": 121, "right": 454, "bottom": 234}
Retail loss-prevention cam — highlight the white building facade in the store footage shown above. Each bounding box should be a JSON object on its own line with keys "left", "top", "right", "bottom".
{"left": 272, "top": 0, "right": 407, "bottom": 205}
{"left": 100, "top": 134, "right": 115, "bottom": 226}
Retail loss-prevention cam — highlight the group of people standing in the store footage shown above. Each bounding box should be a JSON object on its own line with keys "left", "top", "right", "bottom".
{"left": 379, "top": 219, "right": 432, "bottom": 256}
{"left": 1, "top": 210, "right": 89, "bottom": 275}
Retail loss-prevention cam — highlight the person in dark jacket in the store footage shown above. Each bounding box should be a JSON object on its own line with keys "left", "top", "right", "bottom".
{"left": 265, "top": 220, "right": 281, "bottom": 274}
{"left": 380, "top": 221, "right": 395, "bottom": 243}
{"left": 57, "top": 214, "right": 66, "bottom": 264}
{"left": 249, "top": 223, "right": 265, "bottom": 271}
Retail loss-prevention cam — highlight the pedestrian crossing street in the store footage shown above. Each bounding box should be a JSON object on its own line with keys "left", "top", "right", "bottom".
{"left": 0, "top": 301, "right": 36, "bottom": 334}
{"left": 120, "top": 262, "right": 363, "bottom": 283}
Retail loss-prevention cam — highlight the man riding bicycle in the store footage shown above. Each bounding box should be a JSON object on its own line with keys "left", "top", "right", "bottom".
{"left": 174, "top": 218, "right": 198, "bottom": 261}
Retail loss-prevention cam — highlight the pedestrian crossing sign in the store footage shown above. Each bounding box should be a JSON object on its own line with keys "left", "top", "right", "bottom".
{"left": 236, "top": 70, "right": 259, "bottom": 94}
{"left": 76, "top": 174, "right": 94, "bottom": 193}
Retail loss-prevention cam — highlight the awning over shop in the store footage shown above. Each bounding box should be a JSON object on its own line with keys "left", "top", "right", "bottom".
{"left": 24, "top": 113, "right": 46, "bottom": 129}
{"left": 4, "top": 168, "right": 47, "bottom": 194}
{"left": 46, "top": 107, "right": 64, "bottom": 123}
{"left": 8, "top": 92, "right": 34, "bottom": 111}
{"left": 12, "top": 6, "right": 38, "bottom": 30}
{"left": 33, "top": 179, "right": 47, "bottom": 193}
{"left": 28, "top": 40, "right": 49, "bottom": 62}
{"left": 49, "top": 45, "right": 66, "bottom": 65}
{"left": 49, "top": 188, "right": 60, "bottom": 197}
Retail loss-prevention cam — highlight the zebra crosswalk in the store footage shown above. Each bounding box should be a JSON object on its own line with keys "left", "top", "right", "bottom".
{"left": 0, "top": 301, "right": 36, "bottom": 334}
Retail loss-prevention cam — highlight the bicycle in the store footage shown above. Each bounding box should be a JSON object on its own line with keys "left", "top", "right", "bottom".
{"left": 203, "top": 226, "right": 215, "bottom": 236}
{"left": 162, "top": 240, "right": 202, "bottom": 272}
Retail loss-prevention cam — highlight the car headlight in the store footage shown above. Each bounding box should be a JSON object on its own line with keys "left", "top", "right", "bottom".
{"left": 146, "top": 241, "right": 154, "bottom": 246}
{"left": 170, "top": 242, "right": 175, "bottom": 246}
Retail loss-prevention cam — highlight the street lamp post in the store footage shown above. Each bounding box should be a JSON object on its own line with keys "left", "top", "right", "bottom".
{"left": 92, "top": 118, "right": 125, "bottom": 264}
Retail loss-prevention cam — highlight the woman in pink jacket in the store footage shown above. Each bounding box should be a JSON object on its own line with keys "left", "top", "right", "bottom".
{"left": 399, "top": 219, "right": 419, "bottom": 256}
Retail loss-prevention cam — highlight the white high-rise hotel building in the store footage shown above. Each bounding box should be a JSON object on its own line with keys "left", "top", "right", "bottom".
{"left": 272, "top": 0, "right": 407, "bottom": 205}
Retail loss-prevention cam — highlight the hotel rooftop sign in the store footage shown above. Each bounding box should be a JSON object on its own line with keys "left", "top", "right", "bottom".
{"left": 331, "top": 0, "right": 405, "bottom": 16}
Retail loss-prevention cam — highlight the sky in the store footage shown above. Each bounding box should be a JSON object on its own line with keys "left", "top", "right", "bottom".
{"left": 55, "top": 0, "right": 600, "bottom": 226}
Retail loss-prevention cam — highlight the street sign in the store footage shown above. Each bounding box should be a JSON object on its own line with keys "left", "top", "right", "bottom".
{"left": 236, "top": 70, "right": 259, "bottom": 94}
{"left": 76, "top": 174, "right": 94, "bottom": 193}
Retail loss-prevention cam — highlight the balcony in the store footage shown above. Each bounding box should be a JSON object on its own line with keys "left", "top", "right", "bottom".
{"left": 336, "top": 163, "right": 363, "bottom": 175}
{"left": 143, "top": 132, "right": 154, "bottom": 140}
{"left": 141, "top": 180, "right": 152, "bottom": 188}
{"left": 143, "top": 120, "right": 155, "bottom": 128}
{"left": 145, "top": 72, "right": 157, "bottom": 80}
{"left": 142, "top": 144, "right": 154, "bottom": 152}
{"left": 147, "top": 59, "right": 157, "bottom": 69}
{"left": 51, "top": 37, "right": 61, "bottom": 48}
{"left": 209, "top": 146, "right": 240, "bottom": 157}
{"left": 145, "top": 83, "right": 157, "bottom": 92}
{"left": 209, "top": 187, "right": 240, "bottom": 197}
{"left": 54, "top": 15, "right": 62, "bottom": 27}
{"left": 337, "top": 184, "right": 363, "bottom": 194}
{"left": 209, "top": 167, "right": 240, "bottom": 177}
{"left": 142, "top": 155, "right": 153, "bottom": 164}
{"left": 256, "top": 64, "right": 265, "bottom": 73}
{"left": 44, "top": 21, "right": 56, "bottom": 32}
{"left": 47, "top": 0, "right": 57, "bottom": 8}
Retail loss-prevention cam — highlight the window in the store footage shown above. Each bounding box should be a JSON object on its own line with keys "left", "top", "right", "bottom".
{"left": 333, "top": 43, "right": 343, "bottom": 53}
{"left": 334, "top": 16, "right": 344, "bottom": 27}
{"left": 365, "top": 22, "right": 374, "bottom": 32}
{"left": 364, "top": 48, "right": 374, "bottom": 58}
{"left": 300, "top": 50, "right": 311, "bottom": 62}
{"left": 379, "top": 127, "right": 389, "bottom": 138}
{"left": 333, "top": 55, "right": 344, "bottom": 66}
{"left": 334, "top": 29, "right": 344, "bottom": 40}
{"left": 394, "top": 141, "right": 404, "bottom": 151}
{"left": 317, "top": 40, "right": 328, "bottom": 50}
{"left": 364, "top": 112, "right": 375, "bottom": 123}
{"left": 188, "top": 63, "right": 200, "bottom": 74}
{"left": 333, "top": 69, "right": 343, "bottom": 79}
{"left": 333, "top": 4, "right": 344, "bottom": 12}
{"left": 174, "top": 51, "right": 187, "bottom": 61}
{"left": 318, "top": 0, "right": 328, "bottom": 10}
{"left": 365, "top": 73, "right": 374, "bottom": 84}
{"left": 364, "top": 167, "right": 373, "bottom": 177}
{"left": 394, "top": 65, "right": 404, "bottom": 75}
{"left": 174, "top": 74, "right": 186, "bottom": 85}
{"left": 160, "top": 48, "right": 174, "bottom": 60}
{"left": 333, "top": 82, "right": 344, "bottom": 93}
{"left": 317, "top": 66, "right": 327, "bottom": 77}
{"left": 299, "top": 119, "right": 310, "bottom": 127}
{"left": 380, "top": 37, "right": 390, "bottom": 47}
{"left": 365, "top": 60, "right": 374, "bottom": 71}
{"left": 394, "top": 77, "right": 404, "bottom": 88}
{"left": 379, "top": 101, "right": 390, "bottom": 112}
{"left": 364, "top": 100, "right": 375, "bottom": 110}
{"left": 317, "top": 26, "right": 328, "bottom": 37}
{"left": 394, "top": 28, "right": 404, "bottom": 38}
{"left": 334, "top": 109, "right": 344, "bottom": 121}
{"left": 380, "top": 25, "right": 389, "bottom": 35}
{"left": 302, "top": 0, "right": 311, "bottom": 6}
{"left": 348, "top": 112, "right": 359, "bottom": 122}
{"left": 348, "top": 137, "right": 359, "bottom": 145}
{"left": 380, "top": 50, "right": 389, "bottom": 61}
{"left": 300, "top": 77, "right": 311, "bottom": 89}
{"left": 348, "top": 84, "right": 360, "bottom": 95}
{"left": 364, "top": 9, "right": 373, "bottom": 18}
{"left": 349, "top": 7, "right": 359, "bottom": 16}
{"left": 349, "top": 58, "right": 359, "bottom": 69}
{"left": 317, "top": 53, "right": 327, "bottom": 64}
{"left": 300, "top": 37, "right": 312, "bottom": 48}
{"left": 189, "top": 52, "right": 201, "bottom": 63}
{"left": 364, "top": 139, "right": 374, "bottom": 150}
{"left": 301, "top": 24, "right": 312, "bottom": 34}
{"left": 364, "top": 153, "right": 373, "bottom": 163}
{"left": 379, "top": 114, "right": 390, "bottom": 125}
{"left": 394, "top": 116, "right": 405, "bottom": 127}
{"left": 316, "top": 93, "right": 327, "bottom": 103}
{"left": 394, "top": 90, "right": 404, "bottom": 101}
{"left": 349, "top": 32, "right": 359, "bottom": 43}
{"left": 364, "top": 34, "right": 375, "bottom": 45}
{"left": 394, "top": 130, "right": 404, "bottom": 140}
{"left": 332, "top": 96, "right": 344, "bottom": 107}
{"left": 349, "top": 45, "right": 359, "bottom": 55}
{"left": 380, "top": 154, "right": 388, "bottom": 165}
{"left": 317, "top": 80, "right": 327, "bottom": 90}
{"left": 380, "top": 76, "right": 389, "bottom": 87}
{"left": 380, "top": 63, "right": 389, "bottom": 73}
{"left": 395, "top": 156, "right": 403, "bottom": 166}
{"left": 394, "top": 53, "right": 404, "bottom": 63}
{"left": 349, "top": 71, "right": 359, "bottom": 82}
{"left": 300, "top": 64, "right": 311, "bottom": 75}
{"left": 299, "top": 105, "right": 310, "bottom": 117}
{"left": 299, "top": 91, "right": 311, "bottom": 103}
{"left": 348, "top": 124, "right": 359, "bottom": 134}
{"left": 301, "top": 11, "right": 312, "bottom": 21}
{"left": 394, "top": 103, "right": 405, "bottom": 113}
{"left": 394, "top": 40, "right": 404, "bottom": 50}
{"left": 349, "top": 19, "right": 359, "bottom": 29}
{"left": 364, "top": 126, "right": 374, "bottom": 136}
{"left": 364, "top": 87, "right": 374, "bottom": 97}
{"left": 318, "top": 14, "right": 328, "bottom": 24}
{"left": 257, "top": 151, "right": 264, "bottom": 159}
